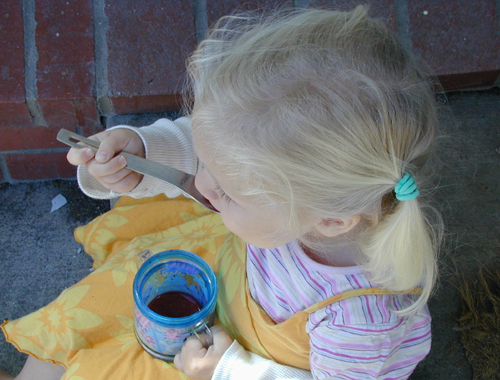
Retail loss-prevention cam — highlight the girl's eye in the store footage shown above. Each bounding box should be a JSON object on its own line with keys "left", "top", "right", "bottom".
{"left": 215, "top": 184, "right": 232, "bottom": 203}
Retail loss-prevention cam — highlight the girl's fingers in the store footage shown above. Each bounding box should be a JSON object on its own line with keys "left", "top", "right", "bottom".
{"left": 67, "top": 147, "right": 95, "bottom": 166}
{"left": 66, "top": 130, "right": 110, "bottom": 163}
{"left": 183, "top": 335, "right": 207, "bottom": 357}
{"left": 66, "top": 130, "right": 125, "bottom": 166}
{"left": 173, "top": 336, "right": 203, "bottom": 372}
{"left": 100, "top": 171, "right": 144, "bottom": 193}
{"left": 86, "top": 155, "right": 127, "bottom": 178}
{"left": 173, "top": 327, "right": 233, "bottom": 380}
{"left": 65, "top": 129, "right": 145, "bottom": 193}
{"left": 95, "top": 136, "right": 122, "bottom": 163}
{"left": 210, "top": 326, "right": 233, "bottom": 353}
{"left": 93, "top": 129, "right": 145, "bottom": 163}
{"left": 86, "top": 155, "right": 144, "bottom": 193}
{"left": 173, "top": 353, "right": 183, "bottom": 371}
{"left": 97, "top": 166, "right": 133, "bottom": 186}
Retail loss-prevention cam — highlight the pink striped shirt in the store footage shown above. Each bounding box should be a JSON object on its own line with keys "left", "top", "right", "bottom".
{"left": 246, "top": 240, "right": 431, "bottom": 380}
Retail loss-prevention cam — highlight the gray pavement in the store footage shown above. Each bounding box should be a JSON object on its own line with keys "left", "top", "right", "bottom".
{"left": 1, "top": 89, "right": 500, "bottom": 378}
{"left": 0, "top": 180, "right": 110, "bottom": 375}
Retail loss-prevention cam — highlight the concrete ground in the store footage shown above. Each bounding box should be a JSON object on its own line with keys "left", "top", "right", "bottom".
{"left": 1, "top": 89, "right": 499, "bottom": 379}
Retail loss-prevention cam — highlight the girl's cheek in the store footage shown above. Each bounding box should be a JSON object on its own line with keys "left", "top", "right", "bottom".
{"left": 195, "top": 170, "right": 219, "bottom": 202}
{"left": 219, "top": 213, "right": 240, "bottom": 237}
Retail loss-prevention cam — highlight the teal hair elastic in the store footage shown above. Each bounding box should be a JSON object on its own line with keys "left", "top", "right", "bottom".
{"left": 394, "top": 173, "right": 419, "bottom": 201}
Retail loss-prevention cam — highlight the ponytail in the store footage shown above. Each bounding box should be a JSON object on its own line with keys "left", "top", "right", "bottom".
{"left": 360, "top": 191, "right": 443, "bottom": 315}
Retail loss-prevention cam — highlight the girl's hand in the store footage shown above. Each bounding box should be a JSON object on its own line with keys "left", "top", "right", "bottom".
{"left": 66, "top": 129, "right": 145, "bottom": 193}
{"left": 174, "top": 326, "right": 233, "bottom": 380}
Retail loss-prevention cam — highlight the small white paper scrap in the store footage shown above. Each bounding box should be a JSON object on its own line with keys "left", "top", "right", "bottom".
{"left": 51, "top": 194, "right": 67, "bottom": 212}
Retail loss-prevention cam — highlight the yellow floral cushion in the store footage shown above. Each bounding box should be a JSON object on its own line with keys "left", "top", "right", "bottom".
{"left": 2, "top": 195, "right": 244, "bottom": 380}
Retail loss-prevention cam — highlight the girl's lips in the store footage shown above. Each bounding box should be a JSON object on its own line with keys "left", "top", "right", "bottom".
{"left": 207, "top": 199, "right": 219, "bottom": 213}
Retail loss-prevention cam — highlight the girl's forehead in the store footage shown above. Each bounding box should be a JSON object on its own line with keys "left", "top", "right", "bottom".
{"left": 192, "top": 125, "right": 217, "bottom": 154}
{"left": 192, "top": 125, "right": 234, "bottom": 169}
{"left": 195, "top": 139, "right": 273, "bottom": 207}
{"left": 192, "top": 130, "right": 215, "bottom": 165}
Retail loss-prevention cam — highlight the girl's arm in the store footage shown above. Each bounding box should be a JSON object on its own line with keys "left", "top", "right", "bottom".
{"left": 76, "top": 117, "right": 198, "bottom": 200}
{"left": 213, "top": 341, "right": 313, "bottom": 380}
{"left": 174, "top": 327, "right": 313, "bottom": 380}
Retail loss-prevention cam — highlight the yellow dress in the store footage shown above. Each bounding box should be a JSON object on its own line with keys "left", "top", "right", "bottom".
{"left": 2, "top": 195, "right": 393, "bottom": 379}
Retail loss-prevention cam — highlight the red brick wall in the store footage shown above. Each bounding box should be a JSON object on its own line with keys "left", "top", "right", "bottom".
{"left": 1, "top": 0, "right": 499, "bottom": 182}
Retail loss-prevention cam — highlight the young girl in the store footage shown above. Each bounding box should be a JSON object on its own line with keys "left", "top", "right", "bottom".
{"left": 2, "top": 6, "right": 442, "bottom": 380}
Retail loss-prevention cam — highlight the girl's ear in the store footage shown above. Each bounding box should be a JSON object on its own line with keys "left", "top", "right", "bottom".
{"left": 313, "top": 215, "right": 362, "bottom": 237}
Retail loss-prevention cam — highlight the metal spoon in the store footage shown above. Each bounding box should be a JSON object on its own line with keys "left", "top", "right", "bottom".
{"left": 57, "top": 129, "right": 218, "bottom": 213}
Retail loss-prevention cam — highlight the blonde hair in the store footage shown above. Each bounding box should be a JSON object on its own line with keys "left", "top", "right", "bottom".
{"left": 187, "top": 6, "right": 443, "bottom": 314}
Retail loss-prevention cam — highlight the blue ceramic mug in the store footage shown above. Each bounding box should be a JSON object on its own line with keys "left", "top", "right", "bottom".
{"left": 133, "top": 250, "right": 218, "bottom": 361}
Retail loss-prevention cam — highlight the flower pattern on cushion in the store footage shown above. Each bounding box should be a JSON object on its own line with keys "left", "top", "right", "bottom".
{"left": 93, "top": 247, "right": 140, "bottom": 287}
{"left": 152, "top": 215, "right": 228, "bottom": 254}
{"left": 1, "top": 196, "right": 243, "bottom": 380}
{"left": 109, "top": 315, "right": 135, "bottom": 352}
{"left": 3, "top": 285, "right": 102, "bottom": 364}
{"left": 63, "top": 363, "right": 85, "bottom": 380}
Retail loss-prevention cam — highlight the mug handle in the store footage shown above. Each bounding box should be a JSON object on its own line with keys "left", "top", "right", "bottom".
{"left": 191, "top": 323, "right": 213, "bottom": 348}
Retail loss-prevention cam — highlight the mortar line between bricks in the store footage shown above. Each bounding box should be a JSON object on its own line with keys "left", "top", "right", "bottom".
{"left": 22, "top": 0, "right": 47, "bottom": 127}
{"left": 1, "top": 148, "right": 70, "bottom": 155}
{"left": 393, "top": 0, "right": 413, "bottom": 54}
{"left": 5, "top": 178, "right": 78, "bottom": 185}
{"left": 495, "top": 0, "right": 500, "bottom": 39}
{"left": 93, "top": 0, "right": 114, "bottom": 118}
{"left": 194, "top": 0, "right": 208, "bottom": 44}
{"left": 0, "top": 155, "right": 12, "bottom": 183}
